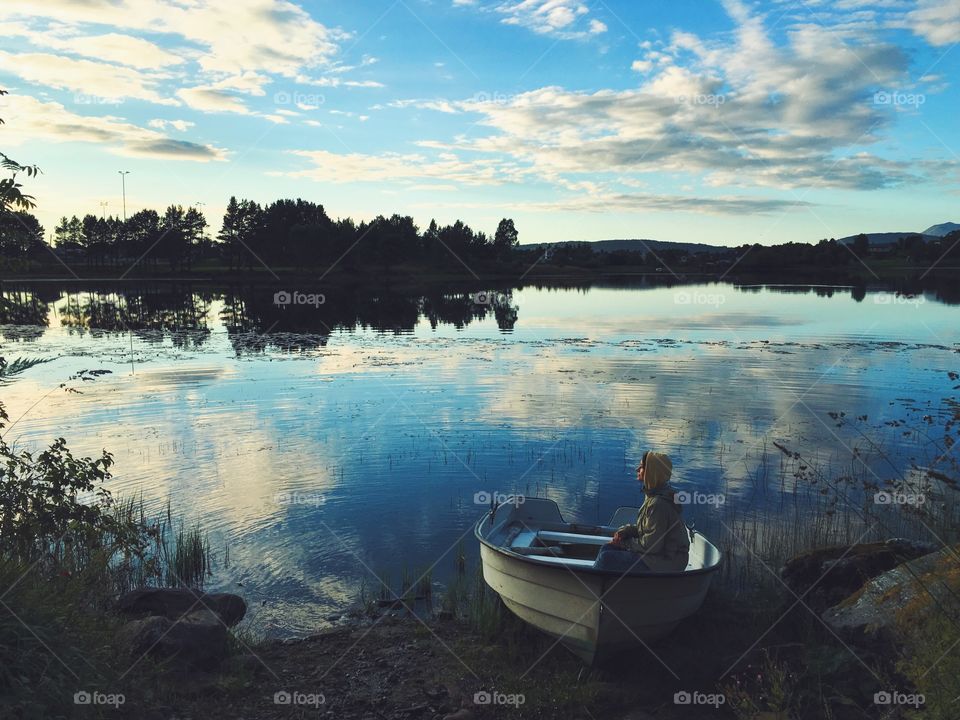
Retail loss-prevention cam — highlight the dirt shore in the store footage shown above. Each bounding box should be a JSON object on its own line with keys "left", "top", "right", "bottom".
{"left": 134, "top": 598, "right": 751, "bottom": 720}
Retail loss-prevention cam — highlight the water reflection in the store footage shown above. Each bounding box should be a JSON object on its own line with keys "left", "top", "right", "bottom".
{"left": 2, "top": 277, "right": 959, "bottom": 349}
{"left": 0, "top": 280, "right": 957, "bottom": 636}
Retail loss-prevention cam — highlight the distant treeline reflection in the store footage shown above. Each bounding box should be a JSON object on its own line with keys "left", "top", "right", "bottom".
{"left": 1, "top": 278, "right": 958, "bottom": 354}
{"left": 0, "top": 283, "right": 524, "bottom": 352}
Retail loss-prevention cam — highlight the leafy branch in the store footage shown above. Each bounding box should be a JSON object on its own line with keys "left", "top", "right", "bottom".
{"left": 0, "top": 89, "right": 41, "bottom": 212}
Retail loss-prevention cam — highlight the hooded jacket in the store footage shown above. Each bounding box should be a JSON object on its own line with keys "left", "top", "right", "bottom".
{"left": 618, "top": 452, "right": 691, "bottom": 572}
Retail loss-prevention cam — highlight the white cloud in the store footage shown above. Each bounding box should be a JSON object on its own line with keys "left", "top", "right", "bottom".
{"left": 0, "top": 24, "right": 184, "bottom": 69}
{"left": 0, "top": 49, "right": 175, "bottom": 105}
{"left": 2, "top": 94, "right": 227, "bottom": 161}
{"left": 903, "top": 0, "right": 960, "bottom": 46}
{"left": 285, "top": 149, "right": 521, "bottom": 185}
{"left": 175, "top": 72, "right": 272, "bottom": 114}
{"left": 388, "top": 99, "right": 460, "bottom": 113}
{"left": 60, "top": 32, "right": 184, "bottom": 69}
{"left": 425, "top": 2, "right": 919, "bottom": 191}
{"left": 0, "top": 0, "right": 348, "bottom": 78}
{"left": 286, "top": 0, "right": 947, "bottom": 210}
{"left": 0, "top": 0, "right": 377, "bottom": 121}
{"left": 176, "top": 86, "right": 251, "bottom": 114}
{"left": 211, "top": 72, "right": 270, "bottom": 96}
{"left": 455, "top": 0, "right": 605, "bottom": 39}
{"left": 148, "top": 118, "right": 195, "bottom": 132}
{"left": 295, "top": 76, "right": 384, "bottom": 89}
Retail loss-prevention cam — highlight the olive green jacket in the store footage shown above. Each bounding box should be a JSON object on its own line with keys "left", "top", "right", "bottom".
{"left": 618, "top": 489, "right": 691, "bottom": 572}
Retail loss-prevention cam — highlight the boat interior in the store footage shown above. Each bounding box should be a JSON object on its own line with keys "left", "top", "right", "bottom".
{"left": 480, "top": 499, "right": 721, "bottom": 572}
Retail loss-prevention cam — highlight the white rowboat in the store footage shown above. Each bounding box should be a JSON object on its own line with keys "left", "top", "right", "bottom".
{"left": 475, "top": 497, "right": 722, "bottom": 664}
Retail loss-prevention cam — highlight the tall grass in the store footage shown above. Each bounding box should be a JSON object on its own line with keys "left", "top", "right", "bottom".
{"left": 0, "top": 497, "right": 216, "bottom": 719}
{"left": 106, "top": 497, "right": 213, "bottom": 595}
{"left": 694, "top": 434, "right": 960, "bottom": 595}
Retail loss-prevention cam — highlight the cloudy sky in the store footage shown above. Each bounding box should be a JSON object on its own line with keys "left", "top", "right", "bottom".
{"left": 1, "top": 0, "right": 957, "bottom": 246}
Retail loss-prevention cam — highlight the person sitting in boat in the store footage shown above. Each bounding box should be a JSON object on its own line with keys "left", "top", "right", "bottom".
{"left": 594, "top": 451, "right": 690, "bottom": 573}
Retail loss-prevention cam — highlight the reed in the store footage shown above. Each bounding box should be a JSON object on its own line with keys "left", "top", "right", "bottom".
{"left": 105, "top": 497, "right": 214, "bottom": 593}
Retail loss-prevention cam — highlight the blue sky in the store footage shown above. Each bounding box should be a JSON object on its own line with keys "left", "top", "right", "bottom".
{"left": 0, "top": 0, "right": 957, "bottom": 246}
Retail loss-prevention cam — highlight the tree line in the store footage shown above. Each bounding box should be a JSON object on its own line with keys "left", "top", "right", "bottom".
{"left": 0, "top": 196, "right": 523, "bottom": 273}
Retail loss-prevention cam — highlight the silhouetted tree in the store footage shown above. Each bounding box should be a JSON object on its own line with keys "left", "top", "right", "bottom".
{"left": 0, "top": 211, "right": 45, "bottom": 257}
{"left": 853, "top": 233, "right": 869, "bottom": 257}
{"left": 494, "top": 218, "right": 519, "bottom": 259}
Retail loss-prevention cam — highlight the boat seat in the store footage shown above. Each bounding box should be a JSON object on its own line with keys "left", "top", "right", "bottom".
{"left": 522, "top": 555, "right": 597, "bottom": 568}
{"left": 537, "top": 530, "right": 611, "bottom": 546}
{"left": 509, "top": 530, "right": 539, "bottom": 548}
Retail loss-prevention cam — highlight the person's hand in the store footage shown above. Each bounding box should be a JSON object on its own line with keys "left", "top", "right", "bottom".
{"left": 609, "top": 530, "right": 628, "bottom": 547}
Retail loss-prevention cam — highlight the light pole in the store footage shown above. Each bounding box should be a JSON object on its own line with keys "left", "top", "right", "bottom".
{"left": 100, "top": 201, "right": 108, "bottom": 219}
{"left": 118, "top": 171, "right": 130, "bottom": 221}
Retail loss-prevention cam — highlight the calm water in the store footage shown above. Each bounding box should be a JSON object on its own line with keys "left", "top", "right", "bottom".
{"left": 1, "top": 281, "right": 957, "bottom": 635}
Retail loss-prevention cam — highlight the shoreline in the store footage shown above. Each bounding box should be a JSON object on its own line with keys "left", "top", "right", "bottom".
{"left": 2, "top": 262, "right": 959, "bottom": 286}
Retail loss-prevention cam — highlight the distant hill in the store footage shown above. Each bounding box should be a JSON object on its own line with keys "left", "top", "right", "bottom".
{"left": 525, "top": 223, "right": 955, "bottom": 253}
{"left": 922, "top": 222, "right": 960, "bottom": 237}
{"left": 837, "top": 232, "right": 939, "bottom": 247}
{"left": 523, "top": 238, "right": 731, "bottom": 255}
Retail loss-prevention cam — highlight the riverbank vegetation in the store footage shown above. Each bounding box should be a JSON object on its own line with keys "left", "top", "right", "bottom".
{"left": 0, "top": 355, "right": 216, "bottom": 718}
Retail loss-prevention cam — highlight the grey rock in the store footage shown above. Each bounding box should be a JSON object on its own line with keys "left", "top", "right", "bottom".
{"left": 822, "top": 545, "right": 956, "bottom": 645}
{"left": 116, "top": 588, "right": 247, "bottom": 626}
{"left": 120, "top": 607, "right": 229, "bottom": 671}
{"left": 780, "top": 538, "right": 938, "bottom": 613}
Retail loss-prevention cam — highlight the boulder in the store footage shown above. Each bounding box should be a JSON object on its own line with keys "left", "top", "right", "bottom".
{"left": 116, "top": 588, "right": 246, "bottom": 626}
{"left": 779, "top": 538, "right": 937, "bottom": 613}
{"left": 822, "top": 545, "right": 958, "bottom": 646}
{"left": 120, "top": 608, "right": 229, "bottom": 671}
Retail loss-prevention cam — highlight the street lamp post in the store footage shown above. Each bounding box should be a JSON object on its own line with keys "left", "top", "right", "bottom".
{"left": 118, "top": 171, "right": 130, "bottom": 221}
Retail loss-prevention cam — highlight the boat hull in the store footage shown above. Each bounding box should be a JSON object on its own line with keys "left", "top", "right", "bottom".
{"left": 475, "top": 499, "right": 721, "bottom": 664}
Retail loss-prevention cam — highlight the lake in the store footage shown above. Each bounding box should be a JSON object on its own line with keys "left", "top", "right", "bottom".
{"left": 1, "top": 280, "right": 957, "bottom": 636}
